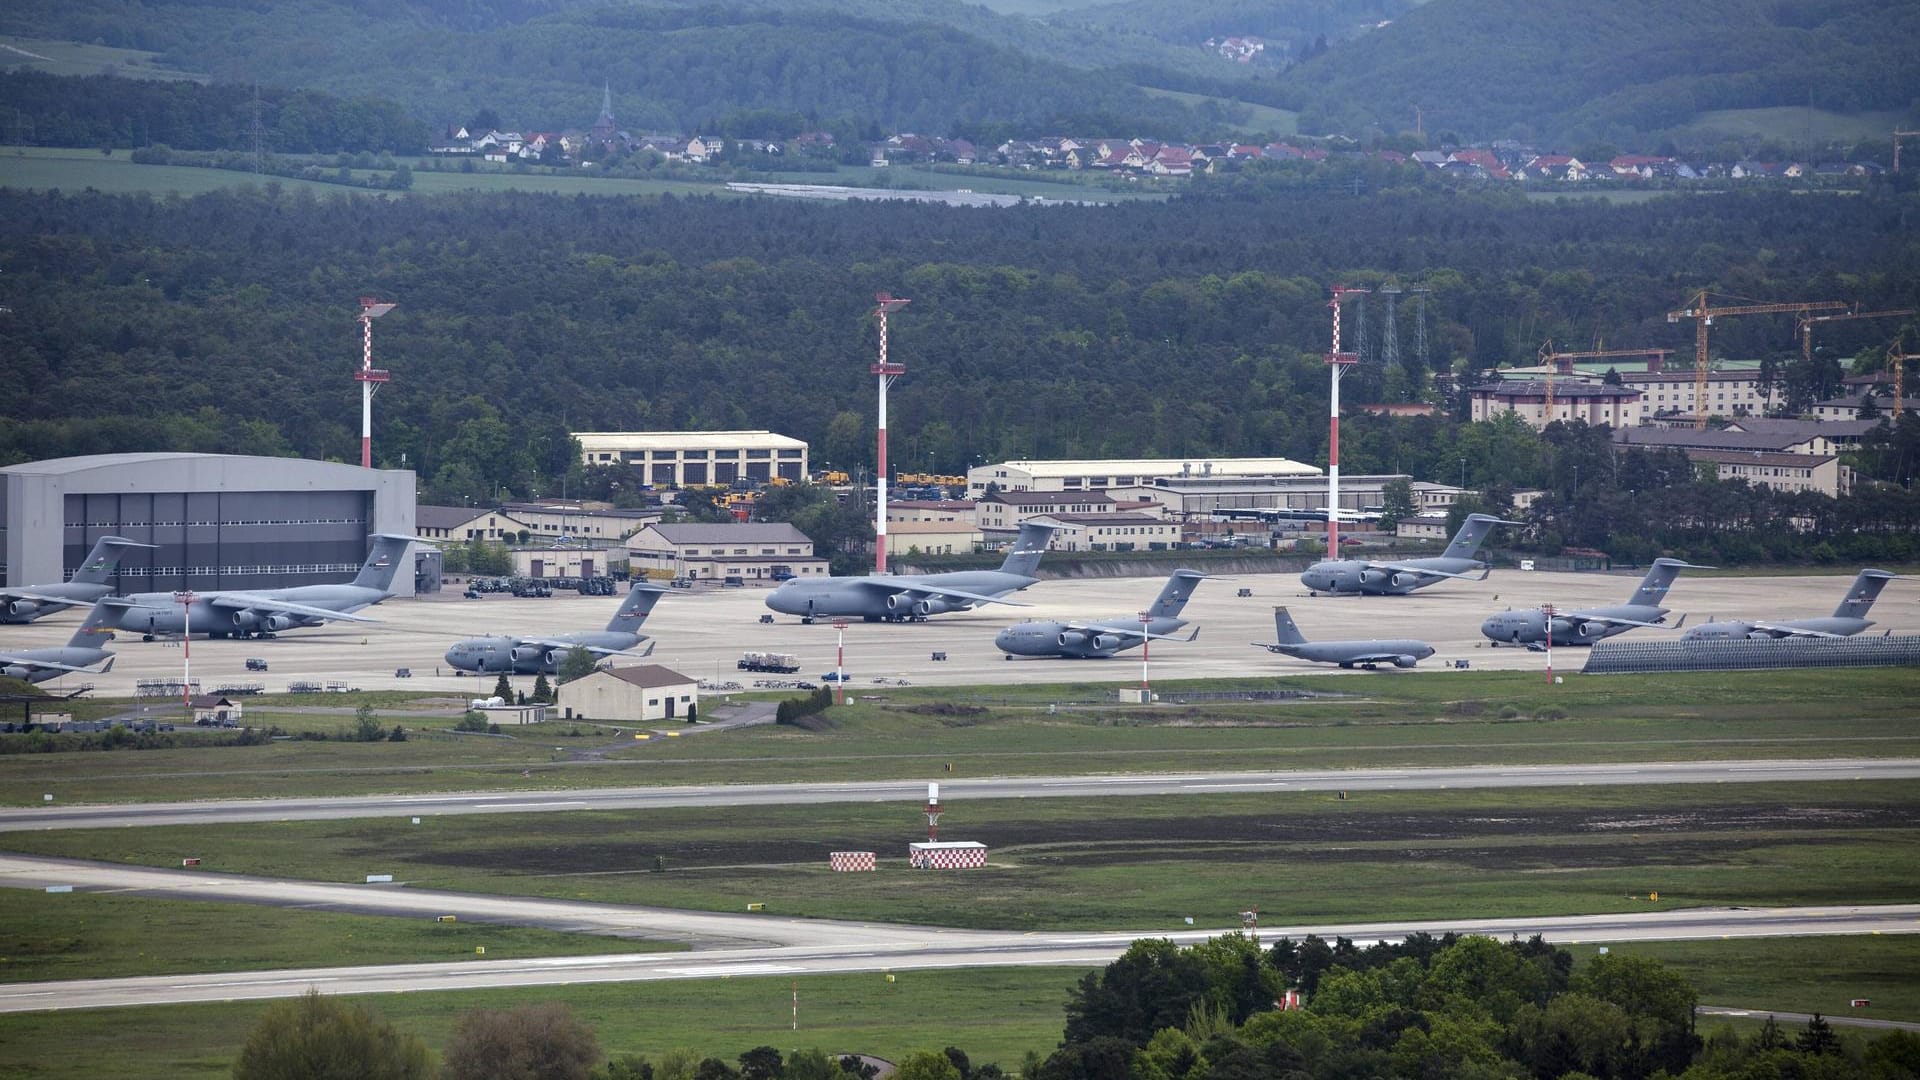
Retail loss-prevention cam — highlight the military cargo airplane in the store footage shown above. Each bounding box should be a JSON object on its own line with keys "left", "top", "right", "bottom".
{"left": 0, "top": 602, "right": 119, "bottom": 684}
{"left": 0, "top": 536, "right": 155, "bottom": 624}
{"left": 444, "top": 583, "right": 665, "bottom": 675}
{"left": 1683, "top": 568, "right": 1898, "bottom": 641}
{"left": 100, "top": 534, "right": 419, "bottom": 640}
{"left": 995, "top": 569, "right": 1209, "bottom": 659}
{"left": 767, "top": 521, "right": 1060, "bottom": 623}
{"left": 1252, "top": 606, "right": 1434, "bottom": 669}
{"left": 1299, "top": 514, "right": 1521, "bottom": 595}
{"left": 1480, "top": 558, "right": 1709, "bottom": 648}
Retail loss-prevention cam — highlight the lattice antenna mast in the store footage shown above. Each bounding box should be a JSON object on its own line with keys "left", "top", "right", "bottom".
{"left": 355, "top": 298, "right": 396, "bottom": 469}
{"left": 870, "top": 292, "right": 910, "bottom": 574}
{"left": 1410, "top": 287, "right": 1431, "bottom": 372}
{"left": 1380, "top": 285, "right": 1402, "bottom": 388}
{"left": 1325, "top": 286, "right": 1367, "bottom": 553}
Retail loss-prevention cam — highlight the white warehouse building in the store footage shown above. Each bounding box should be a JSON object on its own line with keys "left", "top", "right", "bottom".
{"left": 574, "top": 431, "right": 809, "bottom": 488}
{"left": 967, "top": 457, "right": 1318, "bottom": 497}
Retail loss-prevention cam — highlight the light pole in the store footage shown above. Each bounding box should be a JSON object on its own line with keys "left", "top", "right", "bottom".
{"left": 1542, "top": 603, "right": 1555, "bottom": 685}
{"left": 832, "top": 619, "right": 848, "bottom": 706}
{"left": 1139, "top": 610, "right": 1152, "bottom": 699}
{"left": 173, "top": 590, "right": 197, "bottom": 710}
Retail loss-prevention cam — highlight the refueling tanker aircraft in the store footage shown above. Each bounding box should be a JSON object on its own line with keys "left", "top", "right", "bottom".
{"left": 767, "top": 521, "right": 1060, "bottom": 623}
{"left": 99, "top": 534, "right": 421, "bottom": 640}
{"left": 1480, "top": 558, "right": 1709, "bottom": 649}
{"left": 1683, "top": 568, "right": 1898, "bottom": 640}
{"left": 444, "top": 583, "right": 664, "bottom": 675}
{"left": 0, "top": 536, "right": 155, "bottom": 624}
{"left": 1299, "top": 514, "right": 1521, "bottom": 595}
{"left": 0, "top": 602, "right": 119, "bottom": 684}
{"left": 995, "top": 569, "right": 1209, "bottom": 659}
{"left": 1252, "top": 606, "right": 1434, "bottom": 669}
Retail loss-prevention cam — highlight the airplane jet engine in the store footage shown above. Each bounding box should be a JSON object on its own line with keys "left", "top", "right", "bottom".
{"left": 1393, "top": 655, "right": 1419, "bottom": 668}
{"left": 512, "top": 644, "right": 547, "bottom": 666}
{"left": 1057, "top": 630, "right": 1087, "bottom": 648}
{"left": 1091, "top": 634, "right": 1123, "bottom": 651}
{"left": 260, "top": 614, "right": 296, "bottom": 633}
{"left": 7, "top": 600, "right": 41, "bottom": 618}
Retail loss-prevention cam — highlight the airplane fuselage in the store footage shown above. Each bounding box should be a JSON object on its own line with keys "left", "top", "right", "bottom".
{"left": 1683, "top": 616, "right": 1872, "bottom": 641}
{"left": 445, "top": 629, "right": 640, "bottom": 675}
{"left": 110, "top": 585, "right": 388, "bottom": 639}
{"left": 1480, "top": 604, "right": 1669, "bottom": 648}
{"left": 767, "top": 571, "right": 1037, "bottom": 622}
{"left": 1299, "top": 557, "right": 1486, "bottom": 596}
{"left": 1272, "top": 639, "right": 1434, "bottom": 668}
{"left": 0, "top": 646, "right": 113, "bottom": 684}
{"left": 996, "top": 615, "right": 1187, "bottom": 659}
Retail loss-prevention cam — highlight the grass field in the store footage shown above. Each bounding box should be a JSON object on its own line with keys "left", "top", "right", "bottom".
{"left": 0, "top": 36, "right": 202, "bottom": 82}
{"left": 1, "top": 937, "right": 1914, "bottom": 1079}
{"left": 0, "top": 891, "right": 677, "bottom": 983}
{"left": 6, "top": 669, "right": 1919, "bottom": 805}
{"left": 6, "top": 783, "right": 1913, "bottom": 931}
{"left": 1680, "top": 107, "right": 1906, "bottom": 146}
{"left": 1139, "top": 87, "right": 1299, "bottom": 137}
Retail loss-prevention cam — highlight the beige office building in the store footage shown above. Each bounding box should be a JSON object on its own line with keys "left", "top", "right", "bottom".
{"left": 575, "top": 431, "right": 809, "bottom": 487}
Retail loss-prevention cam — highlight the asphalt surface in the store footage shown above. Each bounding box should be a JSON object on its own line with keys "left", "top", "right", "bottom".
{"left": 1697, "top": 1006, "right": 1920, "bottom": 1033}
{"left": 5, "top": 758, "right": 1916, "bottom": 831}
{"left": 0, "top": 881, "right": 1911, "bottom": 1012}
{"left": 11, "top": 567, "right": 1915, "bottom": 697}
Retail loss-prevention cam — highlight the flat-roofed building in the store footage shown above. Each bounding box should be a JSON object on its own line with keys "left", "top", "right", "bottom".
{"left": 1613, "top": 424, "right": 1859, "bottom": 458}
{"left": 626, "top": 522, "right": 827, "bottom": 580}
{"left": 1467, "top": 380, "right": 1642, "bottom": 429}
{"left": 968, "top": 456, "right": 1316, "bottom": 497}
{"left": 1046, "top": 512, "right": 1182, "bottom": 552}
{"left": 1810, "top": 394, "right": 1920, "bottom": 420}
{"left": 887, "top": 520, "right": 981, "bottom": 556}
{"left": 574, "top": 431, "right": 808, "bottom": 487}
{"left": 976, "top": 491, "right": 1152, "bottom": 531}
{"left": 1688, "top": 450, "right": 1846, "bottom": 496}
{"left": 417, "top": 505, "right": 532, "bottom": 543}
{"left": 886, "top": 500, "right": 976, "bottom": 524}
{"left": 1108, "top": 474, "right": 1415, "bottom": 522}
{"left": 508, "top": 545, "right": 622, "bottom": 579}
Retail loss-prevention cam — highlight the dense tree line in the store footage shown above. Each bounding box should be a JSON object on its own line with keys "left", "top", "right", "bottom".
{"left": 0, "top": 181, "right": 1915, "bottom": 561}
{"left": 0, "top": 71, "right": 430, "bottom": 154}
{"left": 1039, "top": 933, "right": 1920, "bottom": 1080}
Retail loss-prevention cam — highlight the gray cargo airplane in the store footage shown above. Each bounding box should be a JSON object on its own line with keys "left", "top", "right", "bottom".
{"left": 1683, "top": 568, "right": 1898, "bottom": 641}
{"left": 767, "top": 521, "right": 1060, "bottom": 623}
{"left": 444, "top": 583, "right": 665, "bottom": 675}
{"left": 101, "top": 534, "right": 418, "bottom": 640}
{"left": 1299, "top": 514, "right": 1521, "bottom": 595}
{"left": 0, "top": 536, "right": 155, "bottom": 624}
{"left": 0, "top": 602, "right": 119, "bottom": 684}
{"left": 1480, "top": 558, "right": 1709, "bottom": 648}
{"left": 1252, "top": 606, "right": 1434, "bottom": 669}
{"left": 995, "top": 569, "right": 1209, "bottom": 659}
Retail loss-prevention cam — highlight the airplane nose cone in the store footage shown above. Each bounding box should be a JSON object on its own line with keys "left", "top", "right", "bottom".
{"left": 1479, "top": 618, "right": 1500, "bottom": 638}
{"left": 766, "top": 590, "right": 797, "bottom": 615}
{"left": 994, "top": 629, "right": 1015, "bottom": 651}
{"left": 443, "top": 647, "right": 462, "bottom": 667}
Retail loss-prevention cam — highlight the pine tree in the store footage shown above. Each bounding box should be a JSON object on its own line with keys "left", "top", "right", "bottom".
{"left": 532, "top": 673, "right": 552, "bottom": 703}
{"left": 493, "top": 673, "right": 511, "bottom": 701}
{"left": 1796, "top": 1012, "right": 1839, "bottom": 1055}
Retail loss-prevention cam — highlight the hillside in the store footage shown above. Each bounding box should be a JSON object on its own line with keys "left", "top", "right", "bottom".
{"left": 1276, "top": 0, "right": 1920, "bottom": 146}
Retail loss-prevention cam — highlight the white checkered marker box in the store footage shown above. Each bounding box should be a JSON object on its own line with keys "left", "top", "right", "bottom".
{"left": 829, "top": 851, "right": 877, "bottom": 872}
{"left": 908, "top": 841, "right": 986, "bottom": 869}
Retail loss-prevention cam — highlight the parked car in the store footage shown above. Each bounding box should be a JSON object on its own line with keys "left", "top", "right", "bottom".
{"left": 820, "top": 671, "right": 851, "bottom": 682}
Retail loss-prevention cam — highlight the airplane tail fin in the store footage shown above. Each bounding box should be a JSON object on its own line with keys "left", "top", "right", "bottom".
{"left": 69, "top": 536, "right": 156, "bottom": 585}
{"left": 1627, "top": 558, "right": 1711, "bottom": 607}
{"left": 997, "top": 521, "right": 1059, "bottom": 578}
{"left": 350, "top": 534, "right": 416, "bottom": 592}
{"left": 609, "top": 583, "right": 667, "bottom": 632}
{"left": 1147, "top": 570, "right": 1208, "bottom": 619}
{"left": 1271, "top": 606, "right": 1308, "bottom": 646}
{"left": 1834, "top": 569, "right": 1896, "bottom": 619}
{"left": 67, "top": 601, "right": 120, "bottom": 648}
{"left": 1440, "top": 514, "right": 1513, "bottom": 561}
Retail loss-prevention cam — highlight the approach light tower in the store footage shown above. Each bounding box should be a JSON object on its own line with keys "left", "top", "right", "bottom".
{"left": 870, "top": 292, "right": 910, "bottom": 574}
{"left": 355, "top": 297, "right": 396, "bottom": 469}
{"left": 1324, "top": 286, "right": 1367, "bottom": 553}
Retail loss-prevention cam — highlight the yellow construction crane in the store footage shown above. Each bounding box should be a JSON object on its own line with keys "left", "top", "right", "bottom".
{"left": 1535, "top": 343, "right": 1674, "bottom": 420}
{"left": 1797, "top": 307, "right": 1917, "bottom": 365}
{"left": 1667, "top": 291, "right": 1848, "bottom": 428}
{"left": 1893, "top": 334, "right": 1911, "bottom": 418}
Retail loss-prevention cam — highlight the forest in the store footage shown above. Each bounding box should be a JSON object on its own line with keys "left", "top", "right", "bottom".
{"left": 3, "top": 0, "right": 1914, "bottom": 146}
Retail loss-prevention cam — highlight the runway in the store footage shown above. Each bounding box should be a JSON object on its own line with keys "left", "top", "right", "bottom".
{"left": 0, "top": 878, "right": 1911, "bottom": 1012}
{"left": 11, "top": 567, "right": 1915, "bottom": 698}
{"left": 5, "top": 758, "right": 1915, "bottom": 831}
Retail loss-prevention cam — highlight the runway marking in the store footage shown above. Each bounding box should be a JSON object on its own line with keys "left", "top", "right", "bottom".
{"left": 476, "top": 801, "right": 586, "bottom": 810}
{"left": 186, "top": 977, "right": 340, "bottom": 989}
{"left": 658, "top": 964, "right": 803, "bottom": 976}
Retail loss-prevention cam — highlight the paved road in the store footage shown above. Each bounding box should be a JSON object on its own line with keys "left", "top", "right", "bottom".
{"left": 1, "top": 895, "right": 1913, "bottom": 1013}
{"left": 1698, "top": 1005, "right": 1920, "bottom": 1033}
{"left": 5, "top": 758, "right": 1914, "bottom": 832}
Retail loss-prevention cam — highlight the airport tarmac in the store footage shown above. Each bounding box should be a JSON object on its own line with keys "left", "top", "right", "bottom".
{"left": 8, "top": 567, "right": 1913, "bottom": 698}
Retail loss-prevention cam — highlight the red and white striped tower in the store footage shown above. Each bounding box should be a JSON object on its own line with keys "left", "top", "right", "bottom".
{"left": 355, "top": 297, "right": 396, "bottom": 469}
{"left": 832, "top": 618, "right": 849, "bottom": 707}
{"left": 924, "top": 782, "right": 942, "bottom": 841}
{"left": 1324, "top": 286, "right": 1367, "bottom": 553}
{"left": 173, "top": 590, "right": 196, "bottom": 709}
{"left": 870, "top": 292, "right": 910, "bottom": 574}
{"left": 1139, "top": 610, "right": 1152, "bottom": 697}
{"left": 1543, "top": 603, "right": 1555, "bottom": 684}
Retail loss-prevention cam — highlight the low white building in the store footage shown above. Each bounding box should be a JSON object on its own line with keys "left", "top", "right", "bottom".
{"left": 626, "top": 522, "right": 827, "bottom": 580}
{"left": 887, "top": 520, "right": 981, "bottom": 556}
{"left": 501, "top": 502, "right": 660, "bottom": 542}
{"left": 557, "top": 664, "right": 699, "bottom": 722}
{"left": 574, "top": 430, "right": 809, "bottom": 487}
{"left": 508, "top": 545, "right": 622, "bottom": 579}
{"left": 968, "top": 456, "right": 1316, "bottom": 496}
{"left": 416, "top": 505, "right": 534, "bottom": 543}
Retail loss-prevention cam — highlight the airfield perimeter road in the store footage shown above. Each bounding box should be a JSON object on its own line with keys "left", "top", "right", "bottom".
{"left": 3, "top": 759, "right": 1917, "bottom": 830}
{"left": 15, "top": 567, "right": 1916, "bottom": 698}
{"left": 0, "top": 867, "right": 1911, "bottom": 1012}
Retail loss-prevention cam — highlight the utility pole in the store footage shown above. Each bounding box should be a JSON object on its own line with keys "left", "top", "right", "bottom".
{"left": 355, "top": 298, "right": 396, "bottom": 468}
{"left": 1324, "top": 286, "right": 1367, "bottom": 553}
{"left": 869, "top": 293, "right": 909, "bottom": 574}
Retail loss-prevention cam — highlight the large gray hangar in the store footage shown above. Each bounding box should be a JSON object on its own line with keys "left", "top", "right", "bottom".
{"left": 1, "top": 453, "right": 415, "bottom": 595}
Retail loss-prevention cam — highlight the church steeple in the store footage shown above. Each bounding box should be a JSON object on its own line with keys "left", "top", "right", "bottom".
{"left": 591, "top": 81, "right": 617, "bottom": 145}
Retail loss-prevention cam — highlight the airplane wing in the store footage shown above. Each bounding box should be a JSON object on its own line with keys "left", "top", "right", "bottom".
{"left": 0, "top": 589, "right": 83, "bottom": 605}
{"left": 201, "top": 594, "right": 380, "bottom": 624}
{"left": 1337, "top": 652, "right": 1415, "bottom": 665}
{"left": 0, "top": 654, "right": 102, "bottom": 675}
{"left": 849, "top": 580, "right": 1032, "bottom": 608}
{"left": 521, "top": 639, "right": 656, "bottom": 658}
{"left": 1358, "top": 561, "right": 1490, "bottom": 582}
{"left": 1558, "top": 612, "right": 1674, "bottom": 631}
{"left": 1064, "top": 622, "right": 1199, "bottom": 643}
{"left": 1746, "top": 621, "right": 1847, "bottom": 640}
